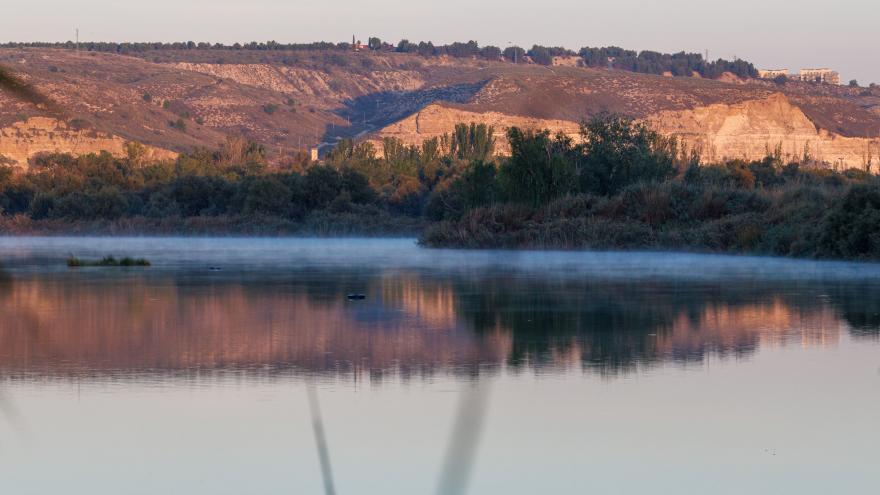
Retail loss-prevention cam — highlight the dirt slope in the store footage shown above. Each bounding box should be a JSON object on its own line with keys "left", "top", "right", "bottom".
{"left": 1, "top": 47, "right": 878, "bottom": 170}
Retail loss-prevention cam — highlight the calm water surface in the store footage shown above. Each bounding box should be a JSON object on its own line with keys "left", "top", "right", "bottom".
{"left": 0, "top": 237, "right": 878, "bottom": 494}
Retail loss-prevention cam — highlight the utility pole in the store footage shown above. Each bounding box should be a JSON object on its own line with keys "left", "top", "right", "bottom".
{"left": 76, "top": 28, "right": 79, "bottom": 51}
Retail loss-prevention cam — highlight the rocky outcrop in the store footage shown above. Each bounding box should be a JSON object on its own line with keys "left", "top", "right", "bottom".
{"left": 648, "top": 93, "right": 880, "bottom": 169}
{"left": 371, "top": 103, "right": 583, "bottom": 154}
{"left": 0, "top": 117, "right": 177, "bottom": 168}
{"left": 372, "top": 94, "right": 880, "bottom": 170}
{"left": 172, "top": 63, "right": 425, "bottom": 107}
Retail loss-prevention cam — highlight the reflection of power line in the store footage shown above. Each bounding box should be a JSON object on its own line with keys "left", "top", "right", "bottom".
{"left": 0, "top": 376, "right": 27, "bottom": 441}
{"left": 305, "top": 377, "right": 491, "bottom": 495}
{"left": 435, "top": 380, "right": 490, "bottom": 495}
{"left": 306, "top": 381, "right": 337, "bottom": 495}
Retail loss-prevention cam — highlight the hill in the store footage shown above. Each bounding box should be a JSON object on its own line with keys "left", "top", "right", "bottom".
{"left": 1, "top": 46, "right": 879, "bottom": 169}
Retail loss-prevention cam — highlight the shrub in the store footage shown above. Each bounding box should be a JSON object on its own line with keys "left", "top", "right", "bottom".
{"left": 498, "top": 129, "right": 575, "bottom": 207}
{"left": 243, "top": 176, "right": 291, "bottom": 215}
{"left": 169, "top": 118, "right": 186, "bottom": 132}
{"left": 303, "top": 166, "right": 343, "bottom": 209}
{"left": 819, "top": 185, "right": 880, "bottom": 259}
{"left": 578, "top": 115, "right": 676, "bottom": 195}
{"left": 68, "top": 256, "right": 150, "bottom": 267}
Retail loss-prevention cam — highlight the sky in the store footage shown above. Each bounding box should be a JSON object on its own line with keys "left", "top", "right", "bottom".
{"left": 2, "top": 0, "right": 878, "bottom": 84}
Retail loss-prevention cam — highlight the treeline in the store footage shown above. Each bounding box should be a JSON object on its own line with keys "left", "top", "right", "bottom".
{"left": 0, "top": 126, "right": 497, "bottom": 234}
{"left": 421, "top": 117, "right": 880, "bottom": 260}
{"left": 579, "top": 47, "right": 758, "bottom": 78}
{"left": 3, "top": 116, "right": 877, "bottom": 259}
{"left": 392, "top": 39, "right": 757, "bottom": 78}
{"left": 0, "top": 41, "right": 346, "bottom": 53}
{"left": 0, "top": 138, "right": 389, "bottom": 233}
{"left": 3, "top": 39, "right": 758, "bottom": 79}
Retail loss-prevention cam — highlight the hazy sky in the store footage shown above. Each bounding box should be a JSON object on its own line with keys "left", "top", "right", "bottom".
{"left": 3, "top": 0, "right": 878, "bottom": 84}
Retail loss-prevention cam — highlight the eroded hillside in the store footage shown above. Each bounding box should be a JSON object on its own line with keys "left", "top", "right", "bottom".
{"left": 1, "top": 47, "right": 879, "bottom": 169}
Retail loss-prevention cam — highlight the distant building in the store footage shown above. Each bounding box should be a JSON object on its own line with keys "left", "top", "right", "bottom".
{"left": 758, "top": 69, "right": 790, "bottom": 79}
{"left": 310, "top": 148, "right": 319, "bottom": 162}
{"left": 551, "top": 55, "right": 582, "bottom": 67}
{"left": 797, "top": 68, "right": 840, "bottom": 85}
{"left": 351, "top": 35, "right": 369, "bottom": 51}
{"left": 757, "top": 67, "right": 841, "bottom": 85}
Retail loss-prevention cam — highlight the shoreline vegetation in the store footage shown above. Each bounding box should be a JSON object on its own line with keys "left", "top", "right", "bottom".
{"left": 67, "top": 255, "right": 151, "bottom": 267}
{"left": 0, "top": 212, "right": 425, "bottom": 237}
{"left": 1, "top": 117, "right": 878, "bottom": 260}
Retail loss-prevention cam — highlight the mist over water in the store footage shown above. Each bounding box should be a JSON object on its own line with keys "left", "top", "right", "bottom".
{"left": 0, "top": 238, "right": 878, "bottom": 494}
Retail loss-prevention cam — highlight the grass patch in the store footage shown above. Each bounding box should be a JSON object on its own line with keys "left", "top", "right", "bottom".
{"left": 67, "top": 256, "right": 151, "bottom": 267}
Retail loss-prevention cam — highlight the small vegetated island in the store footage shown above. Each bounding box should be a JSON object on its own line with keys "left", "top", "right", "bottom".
{"left": 67, "top": 256, "right": 151, "bottom": 267}
{"left": 0, "top": 115, "right": 877, "bottom": 261}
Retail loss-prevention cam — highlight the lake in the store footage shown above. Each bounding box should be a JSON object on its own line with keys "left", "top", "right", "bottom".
{"left": 0, "top": 237, "right": 878, "bottom": 494}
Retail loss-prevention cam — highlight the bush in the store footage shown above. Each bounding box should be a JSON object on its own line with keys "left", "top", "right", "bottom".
{"left": 169, "top": 118, "right": 186, "bottom": 132}
{"left": 819, "top": 185, "right": 880, "bottom": 259}
{"left": 243, "top": 176, "right": 291, "bottom": 215}
{"left": 578, "top": 115, "right": 676, "bottom": 195}
{"left": 303, "top": 166, "right": 343, "bottom": 209}
{"left": 68, "top": 256, "right": 150, "bottom": 267}
{"left": 498, "top": 129, "right": 575, "bottom": 207}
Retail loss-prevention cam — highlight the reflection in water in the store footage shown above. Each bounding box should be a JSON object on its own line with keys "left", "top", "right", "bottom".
{"left": 1, "top": 242, "right": 879, "bottom": 495}
{"left": 0, "top": 266, "right": 877, "bottom": 380}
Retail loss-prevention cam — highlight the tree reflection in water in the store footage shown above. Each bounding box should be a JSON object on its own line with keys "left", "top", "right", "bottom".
{"left": 0, "top": 266, "right": 877, "bottom": 381}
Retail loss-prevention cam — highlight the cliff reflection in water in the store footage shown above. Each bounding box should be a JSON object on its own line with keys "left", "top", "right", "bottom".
{"left": 0, "top": 268, "right": 877, "bottom": 380}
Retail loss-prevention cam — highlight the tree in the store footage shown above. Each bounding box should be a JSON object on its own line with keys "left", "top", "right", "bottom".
{"left": 577, "top": 115, "right": 677, "bottom": 195}
{"left": 849, "top": 79, "right": 859, "bottom": 87}
{"left": 454, "top": 160, "right": 499, "bottom": 211}
{"left": 417, "top": 41, "right": 436, "bottom": 57}
{"left": 819, "top": 184, "right": 880, "bottom": 259}
{"left": 368, "top": 37, "right": 382, "bottom": 51}
{"left": 528, "top": 46, "right": 553, "bottom": 66}
{"left": 124, "top": 141, "right": 147, "bottom": 166}
{"left": 243, "top": 176, "right": 291, "bottom": 215}
{"left": 303, "top": 165, "right": 343, "bottom": 209}
{"left": 445, "top": 41, "right": 479, "bottom": 58}
{"left": 340, "top": 167, "right": 376, "bottom": 204}
{"left": 480, "top": 45, "right": 501, "bottom": 60}
{"left": 169, "top": 118, "right": 186, "bottom": 132}
{"left": 449, "top": 123, "right": 495, "bottom": 162}
{"left": 396, "top": 39, "right": 416, "bottom": 53}
{"left": 498, "top": 128, "right": 576, "bottom": 207}
{"left": 503, "top": 46, "right": 525, "bottom": 63}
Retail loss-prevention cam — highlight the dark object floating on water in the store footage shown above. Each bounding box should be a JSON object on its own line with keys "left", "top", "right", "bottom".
{"left": 208, "top": 266, "right": 222, "bottom": 271}
{"left": 67, "top": 256, "right": 151, "bottom": 267}
{"left": 347, "top": 293, "right": 366, "bottom": 300}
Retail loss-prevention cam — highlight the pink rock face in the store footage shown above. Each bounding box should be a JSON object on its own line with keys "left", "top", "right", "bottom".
{"left": 0, "top": 117, "right": 177, "bottom": 168}
{"left": 647, "top": 94, "right": 880, "bottom": 169}
{"left": 372, "top": 94, "right": 879, "bottom": 170}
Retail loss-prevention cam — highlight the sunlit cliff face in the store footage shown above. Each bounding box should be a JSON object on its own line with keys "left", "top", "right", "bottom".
{"left": 0, "top": 270, "right": 871, "bottom": 381}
